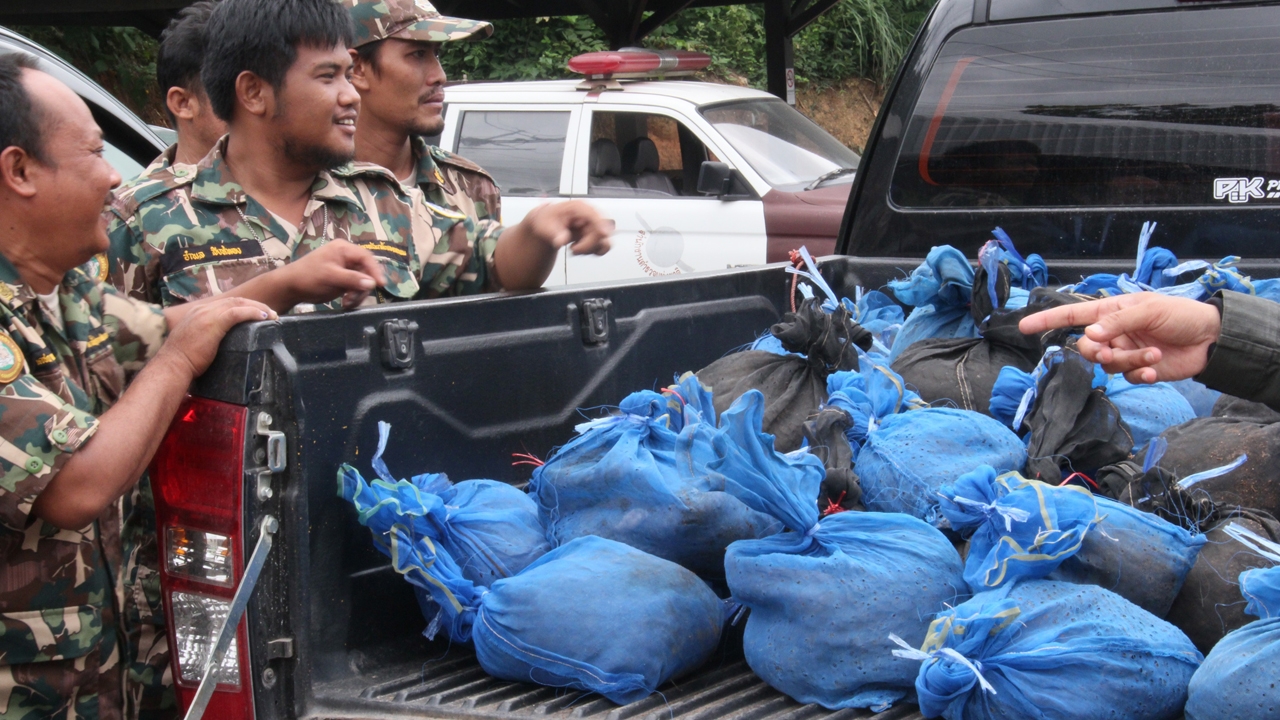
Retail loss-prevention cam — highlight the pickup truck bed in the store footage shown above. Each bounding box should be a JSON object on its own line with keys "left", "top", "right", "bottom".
{"left": 197, "top": 253, "right": 1253, "bottom": 719}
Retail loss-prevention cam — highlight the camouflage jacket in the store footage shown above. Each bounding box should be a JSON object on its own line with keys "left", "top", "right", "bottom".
{"left": 342, "top": 146, "right": 502, "bottom": 297}
{"left": 107, "top": 136, "right": 483, "bottom": 308}
{"left": 0, "top": 251, "right": 167, "bottom": 720}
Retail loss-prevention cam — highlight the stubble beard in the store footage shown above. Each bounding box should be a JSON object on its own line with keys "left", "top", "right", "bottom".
{"left": 282, "top": 137, "right": 354, "bottom": 173}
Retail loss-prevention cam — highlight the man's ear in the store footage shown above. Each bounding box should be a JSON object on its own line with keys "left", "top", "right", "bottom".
{"left": 234, "top": 70, "right": 271, "bottom": 118}
{"left": 166, "top": 86, "right": 198, "bottom": 122}
{"left": 350, "top": 48, "right": 373, "bottom": 92}
{"left": 0, "top": 146, "right": 40, "bottom": 199}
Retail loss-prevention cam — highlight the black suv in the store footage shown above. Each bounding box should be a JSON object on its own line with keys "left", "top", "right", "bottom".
{"left": 844, "top": 0, "right": 1280, "bottom": 268}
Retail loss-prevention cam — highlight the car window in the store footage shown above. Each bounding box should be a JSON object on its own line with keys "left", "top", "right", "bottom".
{"left": 455, "top": 111, "right": 569, "bottom": 196}
{"left": 892, "top": 6, "right": 1280, "bottom": 209}
{"left": 700, "top": 99, "right": 860, "bottom": 192}
{"left": 587, "top": 111, "right": 710, "bottom": 198}
{"left": 104, "top": 139, "right": 144, "bottom": 180}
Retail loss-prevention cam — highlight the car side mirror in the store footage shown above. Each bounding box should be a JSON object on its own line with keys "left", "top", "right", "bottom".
{"left": 698, "top": 161, "right": 747, "bottom": 198}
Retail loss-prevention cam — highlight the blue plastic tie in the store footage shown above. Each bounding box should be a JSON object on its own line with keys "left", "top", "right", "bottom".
{"left": 1142, "top": 437, "right": 1168, "bottom": 473}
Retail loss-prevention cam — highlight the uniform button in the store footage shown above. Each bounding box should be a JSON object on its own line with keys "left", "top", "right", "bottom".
{"left": 51, "top": 429, "right": 69, "bottom": 444}
{"left": 173, "top": 167, "right": 188, "bottom": 177}
{"left": 25, "top": 457, "right": 43, "bottom": 473}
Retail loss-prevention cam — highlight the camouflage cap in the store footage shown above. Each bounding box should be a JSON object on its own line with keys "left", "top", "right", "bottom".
{"left": 342, "top": 0, "right": 494, "bottom": 48}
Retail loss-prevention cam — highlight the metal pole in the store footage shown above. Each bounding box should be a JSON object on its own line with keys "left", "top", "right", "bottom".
{"left": 764, "top": 0, "right": 795, "bottom": 104}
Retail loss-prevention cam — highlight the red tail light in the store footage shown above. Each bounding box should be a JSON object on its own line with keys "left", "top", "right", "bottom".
{"left": 151, "top": 395, "right": 255, "bottom": 719}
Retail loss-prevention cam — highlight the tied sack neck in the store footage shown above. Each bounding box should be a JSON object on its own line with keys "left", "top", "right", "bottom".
{"left": 771, "top": 298, "right": 873, "bottom": 378}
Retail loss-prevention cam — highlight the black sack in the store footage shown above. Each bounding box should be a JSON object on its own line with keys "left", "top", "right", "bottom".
{"left": 1165, "top": 506, "right": 1280, "bottom": 654}
{"left": 801, "top": 407, "right": 862, "bottom": 512}
{"left": 697, "top": 298, "right": 872, "bottom": 452}
{"left": 1097, "top": 459, "right": 1217, "bottom": 532}
{"left": 1212, "top": 393, "right": 1280, "bottom": 423}
{"left": 892, "top": 288, "right": 1084, "bottom": 415}
{"left": 1023, "top": 348, "right": 1133, "bottom": 484}
{"left": 1139, "top": 416, "right": 1280, "bottom": 515}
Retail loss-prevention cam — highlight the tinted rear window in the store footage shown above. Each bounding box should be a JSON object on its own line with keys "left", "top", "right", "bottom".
{"left": 892, "top": 6, "right": 1280, "bottom": 209}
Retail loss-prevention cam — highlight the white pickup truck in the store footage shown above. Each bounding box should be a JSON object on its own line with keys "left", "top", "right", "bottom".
{"left": 433, "top": 50, "right": 862, "bottom": 286}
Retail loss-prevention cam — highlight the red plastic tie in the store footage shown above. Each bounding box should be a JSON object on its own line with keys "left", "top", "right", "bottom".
{"left": 511, "top": 452, "right": 545, "bottom": 468}
{"left": 788, "top": 249, "right": 805, "bottom": 313}
{"left": 1060, "top": 472, "right": 1099, "bottom": 490}
{"left": 822, "top": 491, "right": 849, "bottom": 516}
{"left": 661, "top": 387, "right": 687, "bottom": 406}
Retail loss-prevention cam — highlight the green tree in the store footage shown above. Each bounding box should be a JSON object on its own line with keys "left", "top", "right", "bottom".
{"left": 13, "top": 25, "right": 162, "bottom": 123}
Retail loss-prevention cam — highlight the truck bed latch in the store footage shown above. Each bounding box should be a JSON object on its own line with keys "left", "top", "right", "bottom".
{"left": 379, "top": 319, "right": 418, "bottom": 369}
{"left": 579, "top": 299, "right": 611, "bottom": 345}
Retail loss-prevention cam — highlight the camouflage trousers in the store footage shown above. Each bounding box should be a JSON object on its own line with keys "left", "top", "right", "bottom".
{"left": 120, "top": 478, "right": 177, "bottom": 720}
{"left": 0, "top": 625, "right": 122, "bottom": 720}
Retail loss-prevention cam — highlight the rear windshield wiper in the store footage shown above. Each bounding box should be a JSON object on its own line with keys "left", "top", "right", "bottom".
{"left": 806, "top": 167, "right": 857, "bottom": 191}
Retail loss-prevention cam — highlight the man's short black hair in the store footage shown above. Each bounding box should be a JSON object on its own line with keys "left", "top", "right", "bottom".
{"left": 202, "top": 0, "right": 355, "bottom": 122}
{"left": 157, "top": 0, "right": 219, "bottom": 124}
{"left": 0, "top": 53, "right": 48, "bottom": 164}
{"left": 355, "top": 40, "right": 383, "bottom": 74}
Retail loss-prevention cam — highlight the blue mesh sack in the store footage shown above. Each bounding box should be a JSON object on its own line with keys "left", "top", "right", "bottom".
{"left": 1106, "top": 375, "right": 1196, "bottom": 453}
{"left": 714, "top": 391, "right": 967, "bottom": 711}
{"left": 1185, "top": 526, "right": 1280, "bottom": 720}
{"left": 529, "top": 374, "right": 780, "bottom": 579}
{"left": 338, "top": 421, "right": 550, "bottom": 589}
{"left": 936, "top": 467, "right": 1099, "bottom": 592}
{"left": 938, "top": 465, "right": 1206, "bottom": 616}
{"left": 895, "top": 580, "right": 1202, "bottom": 720}
{"left": 825, "top": 357, "right": 926, "bottom": 461}
{"left": 1065, "top": 222, "right": 1181, "bottom": 296}
{"left": 855, "top": 407, "right": 1026, "bottom": 520}
{"left": 887, "top": 246, "right": 981, "bottom": 361}
{"left": 855, "top": 290, "right": 904, "bottom": 354}
{"left": 388, "top": 525, "right": 725, "bottom": 704}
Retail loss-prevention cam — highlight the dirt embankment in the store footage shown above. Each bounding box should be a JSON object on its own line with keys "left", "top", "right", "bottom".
{"left": 796, "top": 78, "right": 885, "bottom": 154}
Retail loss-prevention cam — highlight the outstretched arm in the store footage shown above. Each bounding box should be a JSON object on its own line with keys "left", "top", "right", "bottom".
{"left": 492, "top": 201, "right": 614, "bottom": 291}
{"left": 1019, "top": 293, "right": 1221, "bottom": 384}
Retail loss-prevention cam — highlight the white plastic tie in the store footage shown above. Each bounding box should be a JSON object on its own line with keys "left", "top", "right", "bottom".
{"left": 947, "top": 494, "right": 1031, "bottom": 532}
{"left": 1225, "top": 523, "right": 1280, "bottom": 565}
{"left": 805, "top": 522, "right": 823, "bottom": 538}
{"left": 888, "top": 634, "right": 997, "bottom": 695}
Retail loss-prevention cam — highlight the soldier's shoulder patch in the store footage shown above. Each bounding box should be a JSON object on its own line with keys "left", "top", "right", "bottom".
{"left": 0, "top": 334, "right": 24, "bottom": 384}
{"left": 0, "top": 283, "right": 15, "bottom": 304}
{"left": 111, "top": 166, "right": 199, "bottom": 219}
{"left": 83, "top": 253, "right": 109, "bottom": 284}
{"left": 428, "top": 146, "right": 495, "bottom": 181}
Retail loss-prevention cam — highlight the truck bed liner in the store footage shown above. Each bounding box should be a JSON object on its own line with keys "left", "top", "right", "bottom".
{"left": 322, "top": 650, "right": 925, "bottom": 720}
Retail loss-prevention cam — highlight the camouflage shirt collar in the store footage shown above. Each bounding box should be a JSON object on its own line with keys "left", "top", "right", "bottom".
{"left": 0, "top": 252, "right": 61, "bottom": 311}
{"left": 190, "top": 137, "right": 362, "bottom": 210}
{"left": 412, "top": 135, "right": 448, "bottom": 190}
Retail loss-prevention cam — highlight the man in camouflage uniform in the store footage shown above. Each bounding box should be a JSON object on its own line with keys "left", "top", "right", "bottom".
{"left": 0, "top": 53, "right": 384, "bottom": 720}
{"left": 110, "top": 5, "right": 226, "bottom": 717}
{"left": 110, "top": 0, "right": 480, "bottom": 310}
{"left": 344, "top": 0, "right": 614, "bottom": 294}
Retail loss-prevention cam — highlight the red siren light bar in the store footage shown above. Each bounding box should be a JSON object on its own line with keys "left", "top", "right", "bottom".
{"left": 568, "top": 48, "right": 713, "bottom": 80}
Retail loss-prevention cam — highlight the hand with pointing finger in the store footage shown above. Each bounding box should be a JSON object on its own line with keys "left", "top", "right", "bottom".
{"left": 1018, "top": 292, "right": 1221, "bottom": 385}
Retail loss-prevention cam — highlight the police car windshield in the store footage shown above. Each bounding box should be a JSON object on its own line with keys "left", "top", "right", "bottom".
{"left": 701, "top": 99, "right": 860, "bottom": 192}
